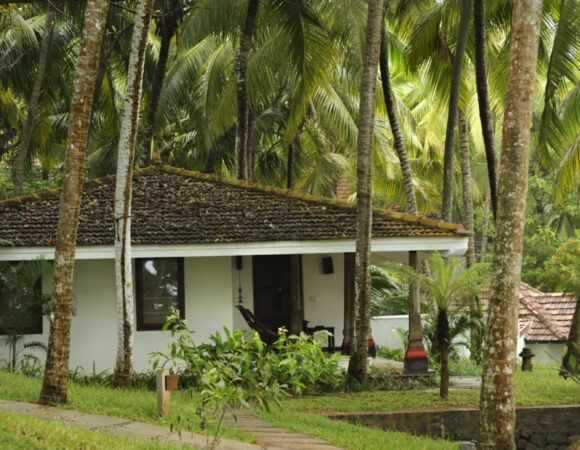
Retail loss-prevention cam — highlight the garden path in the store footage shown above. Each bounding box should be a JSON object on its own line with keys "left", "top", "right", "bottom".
{"left": 224, "top": 409, "right": 343, "bottom": 449}
{"left": 0, "top": 398, "right": 290, "bottom": 449}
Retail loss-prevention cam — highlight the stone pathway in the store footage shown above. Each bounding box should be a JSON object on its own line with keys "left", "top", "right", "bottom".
{"left": 223, "top": 410, "right": 342, "bottom": 450}
{"left": 0, "top": 399, "right": 343, "bottom": 450}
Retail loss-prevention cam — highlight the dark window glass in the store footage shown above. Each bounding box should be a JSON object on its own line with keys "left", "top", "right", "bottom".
{"left": 0, "top": 263, "right": 43, "bottom": 335}
{"left": 136, "top": 258, "right": 184, "bottom": 331}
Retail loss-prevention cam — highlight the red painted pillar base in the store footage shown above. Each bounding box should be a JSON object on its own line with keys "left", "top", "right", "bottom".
{"left": 404, "top": 346, "right": 429, "bottom": 372}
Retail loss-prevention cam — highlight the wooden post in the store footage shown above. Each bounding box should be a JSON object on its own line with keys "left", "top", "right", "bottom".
{"left": 289, "top": 255, "right": 303, "bottom": 335}
{"left": 405, "top": 251, "right": 428, "bottom": 372}
{"left": 156, "top": 369, "right": 170, "bottom": 416}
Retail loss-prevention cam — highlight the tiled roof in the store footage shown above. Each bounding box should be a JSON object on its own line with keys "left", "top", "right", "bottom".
{"left": 518, "top": 282, "right": 576, "bottom": 343}
{"left": 483, "top": 282, "right": 576, "bottom": 343}
{"left": 0, "top": 165, "right": 469, "bottom": 248}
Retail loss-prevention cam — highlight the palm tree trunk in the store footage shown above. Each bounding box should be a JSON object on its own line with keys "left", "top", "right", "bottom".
{"left": 246, "top": 109, "right": 256, "bottom": 181}
{"left": 347, "top": 0, "right": 384, "bottom": 383}
{"left": 39, "top": 0, "right": 110, "bottom": 406}
{"left": 235, "top": 0, "right": 259, "bottom": 181}
{"left": 13, "top": 3, "right": 56, "bottom": 197}
{"left": 474, "top": 0, "right": 498, "bottom": 219}
{"left": 437, "top": 309, "right": 450, "bottom": 400}
{"left": 478, "top": 0, "right": 542, "bottom": 447}
{"left": 140, "top": 14, "right": 178, "bottom": 167}
{"left": 380, "top": 22, "right": 418, "bottom": 215}
{"left": 287, "top": 139, "right": 295, "bottom": 190}
{"left": 441, "top": 0, "right": 472, "bottom": 222}
{"left": 458, "top": 111, "right": 475, "bottom": 268}
{"left": 113, "top": 0, "right": 154, "bottom": 390}
{"left": 480, "top": 186, "right": 490, "bottom": 262}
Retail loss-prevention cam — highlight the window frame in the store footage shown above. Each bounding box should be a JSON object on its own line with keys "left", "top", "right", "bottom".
{"left": 135, "top": 257, "right": 185, "bottom": 331}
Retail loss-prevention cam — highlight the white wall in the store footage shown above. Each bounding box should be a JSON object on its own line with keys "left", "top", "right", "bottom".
{"left": 371, "top": 315, "right": 409, "bottom": 350}
{"left": 526, "top": 342, "right": 566, "bottom": 365}
{"left": 302, "top": 253, "right": 344, "bottom": 347}
{"left": 2, "top": 257, "right": 233, "bottom": 373}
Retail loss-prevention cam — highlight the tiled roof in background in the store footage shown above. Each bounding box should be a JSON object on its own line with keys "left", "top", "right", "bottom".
{"left": 518, "top": 282, "right": 576, "bottom": 343}
{"left": 0, "top": 166, "right": 469, "bottom": 248}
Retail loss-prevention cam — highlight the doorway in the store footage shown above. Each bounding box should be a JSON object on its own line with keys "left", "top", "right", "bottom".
{"left": 252, "top": 255, "right": 302, "bottom": 332}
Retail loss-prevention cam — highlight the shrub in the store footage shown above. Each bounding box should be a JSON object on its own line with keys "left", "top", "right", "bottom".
{"left": 151, "top": 314, "right": 342, "bottom": 447}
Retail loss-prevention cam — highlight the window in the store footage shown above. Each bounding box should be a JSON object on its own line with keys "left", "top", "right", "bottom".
{"left": 0, "top": 262, "right": 44, "bottom": 335}
{"left": 136, "top": 258, "right": 184, "bottom": 331}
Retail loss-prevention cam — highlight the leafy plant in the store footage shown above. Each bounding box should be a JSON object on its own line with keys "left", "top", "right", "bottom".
{"left": 376, "top": 345, "right": 404, "bottom": 362}
{"left": 151, "top": 313, "right": 342, "bottom": 448}
{"left": 383, "top": 252, "right": 489, "bottom": 400}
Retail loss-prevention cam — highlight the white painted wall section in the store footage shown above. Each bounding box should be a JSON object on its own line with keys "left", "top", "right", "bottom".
{"left": 302, "top": 253, "right": 344, "bottom": 346}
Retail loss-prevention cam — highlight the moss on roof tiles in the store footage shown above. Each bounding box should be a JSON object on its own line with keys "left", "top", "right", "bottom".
{"left": 0, "top": 165, "right": 469, "bottom": 247}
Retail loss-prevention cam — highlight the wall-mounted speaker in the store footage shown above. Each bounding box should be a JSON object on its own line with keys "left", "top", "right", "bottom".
{"left": 322, "top": 257, "right": 334, "bottom": 274}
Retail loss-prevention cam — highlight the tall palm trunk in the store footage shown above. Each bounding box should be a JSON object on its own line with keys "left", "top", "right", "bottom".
{"left": 13, "top": 3, "right": 56, "bottom": 196}
{"left": 459, "top": 110, "right": 479, "bottom": 360}
{"left": 479, "top": 186, "right": 490, "bottom": 262}
{"left": 140, "top": 11, "right": 179, "bottom": 167}
{"left": 379, "top": 22, "right": 418, "bottom": 215}
{"left": 437, "top": 309, "right": 450, "bottom": 400}
{"left": 474, "top": 0, "right": 498, "bottom": 219}
{"left": 113, "top": 0, "right": 154, "bottom": 389}
{"left": 441, "top": 0, "right": 472, "bottom": 222}
{"left": 39, "top": 0, "right": 110, "bottom": 406}
{"left": 458, "top": 111, "right": 475, "bottom": 268}
{"left": 235, "top": 0, "right": 259, "bottom": 181}
{"left": 287, "top": 139, "right": 295, "bottom": 189}
{"left": 347, "top": 0, "right": 384, "bottom": 383}
{"left": 478, "top": 0, "right": 542, "bottom": 447}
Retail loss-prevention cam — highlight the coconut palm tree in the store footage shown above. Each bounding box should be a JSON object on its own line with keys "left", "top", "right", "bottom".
{"left": 347, "top": 0, "right": 384, "bottom": 383}
{"left": 13, "top": 2, "right": 56, "bottom": 196}
{"left": 478, "top": 0, "right": 543, "bottom": 445}
{"left": 39, "top": 0, "right": 110, "bottom": 406}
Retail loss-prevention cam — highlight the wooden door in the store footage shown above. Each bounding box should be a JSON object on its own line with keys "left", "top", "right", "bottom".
{"left": 252, "top": 255, "right": 292, "bottom": 331}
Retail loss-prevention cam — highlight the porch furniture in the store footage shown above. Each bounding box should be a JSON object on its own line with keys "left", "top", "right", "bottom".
{"left": 235, "top": 304, "right": 279, "bottom": 345}
{"left": 304, "top": 325, "right": 335, "bottom": 352}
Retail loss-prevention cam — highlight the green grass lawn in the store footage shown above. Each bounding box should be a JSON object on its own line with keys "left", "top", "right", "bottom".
{"left": 0, "top": 410, "right": 188, "bottom": 449}
{"left": 278, "top": 365, "right": 580, "bottom": 413}
{"left": 0, "top": 371, "right": 253, "bottom": 443}
{"left": 1, "top": 364, "right": 578, "bottom": 450}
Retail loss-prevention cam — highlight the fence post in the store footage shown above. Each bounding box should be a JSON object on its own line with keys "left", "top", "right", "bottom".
{"left": 156, "top": 369, "right": 170, "bottom": 416}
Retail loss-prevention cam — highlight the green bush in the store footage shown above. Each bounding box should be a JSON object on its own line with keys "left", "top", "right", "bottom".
{"left": 151, "top": 314, "right": 342, "bottom": 446}
{"left": 376, "top": 345, "right": 405, "bottom": 362}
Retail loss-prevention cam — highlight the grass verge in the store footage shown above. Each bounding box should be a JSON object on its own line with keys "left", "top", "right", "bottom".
{"left": 0, "top": 410, "right": 188, "bottom": 449}
{"left": 0, "top": 371, "right": 252, "bottom": 443}
{"left": 259, "top": 408, "right": 458, "bottom": 449}
{"left": 281, "top": 365, "right": 580, "bottom": 413}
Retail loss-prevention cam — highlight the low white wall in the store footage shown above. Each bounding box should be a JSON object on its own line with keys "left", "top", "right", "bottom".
{"left": 371, "top": 315, "right": 409, "bottom": 350}
{"left": 526, "top": 342, "right": 566, "bottom": 365}
{"left": 371, "top": 314, "right": 470, "bottom": 359}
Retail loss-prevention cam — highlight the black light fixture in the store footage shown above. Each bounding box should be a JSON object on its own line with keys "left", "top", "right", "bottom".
{"left": 322, "top": 257, "right": 334, "bottom": 274}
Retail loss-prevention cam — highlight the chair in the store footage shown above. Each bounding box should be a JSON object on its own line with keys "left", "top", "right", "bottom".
{"left": 235, "top": 305, "right": 279, "bottom": 345}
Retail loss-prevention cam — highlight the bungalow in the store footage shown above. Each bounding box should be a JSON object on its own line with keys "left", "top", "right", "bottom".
{"left": 517, "top": 282, "right": 576, "bottom": 364}
{"left": 0, "top": 165, "right": 469, "bottom": 372}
